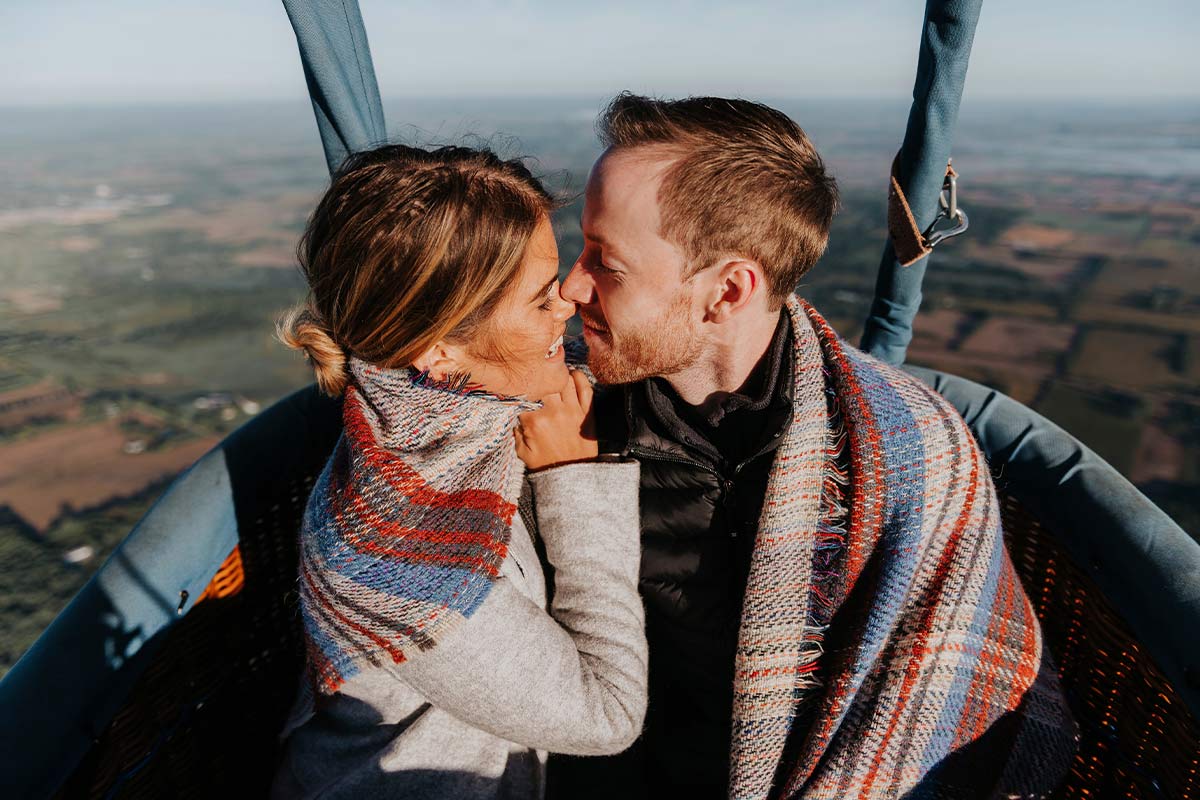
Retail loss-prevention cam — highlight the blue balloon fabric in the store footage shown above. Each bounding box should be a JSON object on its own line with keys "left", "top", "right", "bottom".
{"left": 860, "top": 0, "right": 983, "bottom": 365}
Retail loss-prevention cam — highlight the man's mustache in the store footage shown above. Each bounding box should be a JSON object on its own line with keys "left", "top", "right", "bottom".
{"left": 578, "top": 312, "right": 609, "bottom": 332}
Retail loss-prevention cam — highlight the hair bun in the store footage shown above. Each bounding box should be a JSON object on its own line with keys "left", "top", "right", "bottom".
{"left": 277, "top": 305, "right": 349, "bottom": 396}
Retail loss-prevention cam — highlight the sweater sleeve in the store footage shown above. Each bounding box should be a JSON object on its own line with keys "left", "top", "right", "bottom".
{"left": 377, "top": 460, "right": 647, "bottom": 755}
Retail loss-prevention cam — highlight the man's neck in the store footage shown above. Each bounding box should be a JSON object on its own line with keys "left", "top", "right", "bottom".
{"left": 663, "top": 307, "right": 782, "bottom": 414}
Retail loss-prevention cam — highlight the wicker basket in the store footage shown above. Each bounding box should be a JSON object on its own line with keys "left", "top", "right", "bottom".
{"left": 1002, "top": 494, "right": 1200, "bottom": 799}
{"left": 50, "top": 485, "right": 1200, "bottom": 798}
{"left": 52, "top": 477, "right": 316, "bottom": 799}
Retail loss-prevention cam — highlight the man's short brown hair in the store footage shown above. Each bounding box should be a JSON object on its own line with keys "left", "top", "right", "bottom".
{"left": 598, "top": 93, "right": 839, "bottom": 303}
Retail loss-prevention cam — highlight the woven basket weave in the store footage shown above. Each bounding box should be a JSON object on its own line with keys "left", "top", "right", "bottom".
{"left": 51, "top": 485, "right": 1199, "bottom": 798}
{"left": 1001, "top": 494, "right": 1200, "bottom": 799}
{"left": 53, "top": 471, "right": 315, "bottom": 799}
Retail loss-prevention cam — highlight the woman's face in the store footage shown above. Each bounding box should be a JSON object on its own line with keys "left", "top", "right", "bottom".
{"left": 457, "top": 216, "right": 576, "bottom": 402}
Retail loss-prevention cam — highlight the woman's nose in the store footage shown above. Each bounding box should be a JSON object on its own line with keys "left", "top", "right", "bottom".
{"left": 553, "top": 294, "right": 576, "bottom": 321}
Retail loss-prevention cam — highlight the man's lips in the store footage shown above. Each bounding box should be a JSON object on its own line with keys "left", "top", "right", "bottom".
{"left": 580, "top": 316, "right": 609, "bottom": 334}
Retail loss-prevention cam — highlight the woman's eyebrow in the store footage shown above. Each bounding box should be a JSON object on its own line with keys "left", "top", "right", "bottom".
{"left": 530, "top": 275, "right": 557, "bottom": 303}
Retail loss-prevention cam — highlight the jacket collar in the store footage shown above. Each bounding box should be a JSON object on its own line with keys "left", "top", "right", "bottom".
{"left": 600, "top": 308, "right": 796, "bottom": 468}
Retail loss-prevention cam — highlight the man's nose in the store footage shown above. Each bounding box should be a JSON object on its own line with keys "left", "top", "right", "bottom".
{"left": 560, "top": 260, "right": 595, "bottom": 305}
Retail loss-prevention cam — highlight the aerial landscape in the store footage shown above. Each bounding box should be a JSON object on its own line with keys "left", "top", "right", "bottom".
{"left": 1, "top": 97, "right": 1197, "bottom": 673}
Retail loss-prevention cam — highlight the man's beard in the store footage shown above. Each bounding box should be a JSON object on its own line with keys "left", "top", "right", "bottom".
{"left": 584, "top": 290, "right": 703, "bottom": 385}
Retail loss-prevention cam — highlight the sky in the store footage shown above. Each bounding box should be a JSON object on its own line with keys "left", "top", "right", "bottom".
{"left": 0, "top": 0, "right": 1196, "bottom": 106}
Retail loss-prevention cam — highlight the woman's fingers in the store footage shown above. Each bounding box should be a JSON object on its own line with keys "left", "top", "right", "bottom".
{"left": 570, "top": 369, "right": 596, "bottom": 440}
{"left": 557, "top": 367, "right": 589, "bottom": 414}
{"left": 571, "top": 369, "right": 593, "bottom": 410}
{"left": 514, "top": 370, "right": 599, "bottom": 471}
{"left": 556, "top": 371, "right": 579, "bottom": 412}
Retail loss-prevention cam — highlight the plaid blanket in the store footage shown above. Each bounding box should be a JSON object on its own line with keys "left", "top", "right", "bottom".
{"left": 297, "top": 359, "right": 534, "bottom": 695}
{"left": 730, "top": 298, "right": 1076, "bottom": 799}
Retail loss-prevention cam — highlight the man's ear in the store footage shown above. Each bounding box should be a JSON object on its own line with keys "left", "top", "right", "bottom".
{"left": 411, "top": 340, "right": 469, "bottom": 380}
{"left": 704, "top": 259, "right": 763, "bottom": 323}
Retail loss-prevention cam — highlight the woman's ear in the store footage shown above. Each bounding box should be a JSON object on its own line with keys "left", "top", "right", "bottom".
{"left": 411, "top": 340, "right": 469, "bottom": 380}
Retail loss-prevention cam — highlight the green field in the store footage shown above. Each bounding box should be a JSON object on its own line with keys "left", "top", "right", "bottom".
{"left": 1, "top": 99, "right": 1197, "bottom": 673}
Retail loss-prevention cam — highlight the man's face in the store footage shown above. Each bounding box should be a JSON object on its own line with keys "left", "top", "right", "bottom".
{"left": 561, "top": 148, "right": 706, "bottom": 384}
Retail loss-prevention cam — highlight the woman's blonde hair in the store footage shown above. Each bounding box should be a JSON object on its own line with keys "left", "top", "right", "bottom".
{"left": 278, "top": 144, "right": 555, "bottom": 396}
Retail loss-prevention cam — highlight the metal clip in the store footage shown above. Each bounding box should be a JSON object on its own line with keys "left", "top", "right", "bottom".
{"left": 921, "top": 160, "right": 969, "bottom": 249}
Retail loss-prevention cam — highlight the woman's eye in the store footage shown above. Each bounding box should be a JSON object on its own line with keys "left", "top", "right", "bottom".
{"left": 538, "top": 296, "right": 555, "bottom": 311}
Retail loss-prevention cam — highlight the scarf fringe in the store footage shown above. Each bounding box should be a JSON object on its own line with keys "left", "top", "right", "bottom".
{"left": 409, "top": 368, "right": 530, "bottom": 403}
{"left": 793, "top": 385, "right": 851, "bottom": 696}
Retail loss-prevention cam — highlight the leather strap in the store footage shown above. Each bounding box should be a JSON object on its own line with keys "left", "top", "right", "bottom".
{"left": 887, "top": 156, "right": 957, "bottom": 267}
{"left": 887, "top": 153, "right": 932, "bottom": 267}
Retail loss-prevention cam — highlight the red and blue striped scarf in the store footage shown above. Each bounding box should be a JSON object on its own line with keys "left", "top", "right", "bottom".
{"left": 731, "top": 298, "right": 1076, "bottom": 799}
{"left": 297, "top": 359, "right": 535, "bottom": 695}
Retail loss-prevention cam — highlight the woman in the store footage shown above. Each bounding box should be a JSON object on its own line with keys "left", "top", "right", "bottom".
{"left": 270, "top": 144, "right": 646, "bottom": 799}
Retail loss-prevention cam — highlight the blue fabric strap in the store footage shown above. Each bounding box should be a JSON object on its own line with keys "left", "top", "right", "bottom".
{"left": 282, "top": 0, "right": 387, "bottom": 174}
{"left": 860, "top": 0, "right": 982, "bottom": 365}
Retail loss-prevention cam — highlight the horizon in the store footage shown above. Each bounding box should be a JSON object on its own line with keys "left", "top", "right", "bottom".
{"left": 2, "top": 94, "right": 1197, "bottom": 113}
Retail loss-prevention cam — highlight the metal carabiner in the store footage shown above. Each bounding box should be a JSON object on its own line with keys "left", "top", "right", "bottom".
{"left": 925, "top": 208, "right": 969, "bottom": 248}
{"left": 940, "top": 169, "right": 958, "bottom": 221}
{"left": 922, "top": 161, "right": 969, "bottom": 248}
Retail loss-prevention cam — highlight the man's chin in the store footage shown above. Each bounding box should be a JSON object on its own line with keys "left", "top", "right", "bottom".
{"left": 586, "top": 347, "right": 645, "bottom": 386}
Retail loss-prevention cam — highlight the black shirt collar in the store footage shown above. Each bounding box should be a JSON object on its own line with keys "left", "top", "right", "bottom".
{"left": 633, "top": 310, "right": 794, "bottom": 467}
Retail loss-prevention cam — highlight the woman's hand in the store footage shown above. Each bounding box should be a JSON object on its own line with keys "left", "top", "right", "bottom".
{"left": 516, "top": 369, "right": 599, "bottom": 471}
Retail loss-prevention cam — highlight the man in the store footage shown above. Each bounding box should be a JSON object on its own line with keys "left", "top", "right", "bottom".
{"left": 548, "top": 94, "right": 1076, "bottom": 799}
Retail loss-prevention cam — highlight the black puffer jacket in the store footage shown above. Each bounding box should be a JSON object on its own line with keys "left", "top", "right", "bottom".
{"left": 549, "top": 316, "right": 794, "bottom": 799}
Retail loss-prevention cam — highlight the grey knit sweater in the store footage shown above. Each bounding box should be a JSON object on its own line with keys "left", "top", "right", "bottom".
{"left": 271, "top": 461, "right": 646, "bottom": 800}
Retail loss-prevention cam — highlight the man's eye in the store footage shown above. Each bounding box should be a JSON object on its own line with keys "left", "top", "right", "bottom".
{"left": 593, "top": 261, "right": 615, "bottom": 275}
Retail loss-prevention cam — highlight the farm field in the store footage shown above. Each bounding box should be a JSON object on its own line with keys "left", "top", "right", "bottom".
{"left": 0, "top": 417, "right": 217, "bottom": 532}
{"left": 1, "top": 98, "right": 1197, "bottom": 673}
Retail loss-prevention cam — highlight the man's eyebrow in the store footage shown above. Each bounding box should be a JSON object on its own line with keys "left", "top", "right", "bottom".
{"left": 530, "top": 275, "right": 557, "bottom": 304}
{"left": 584, "top": 229, "right": 624, "bottom": 261}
